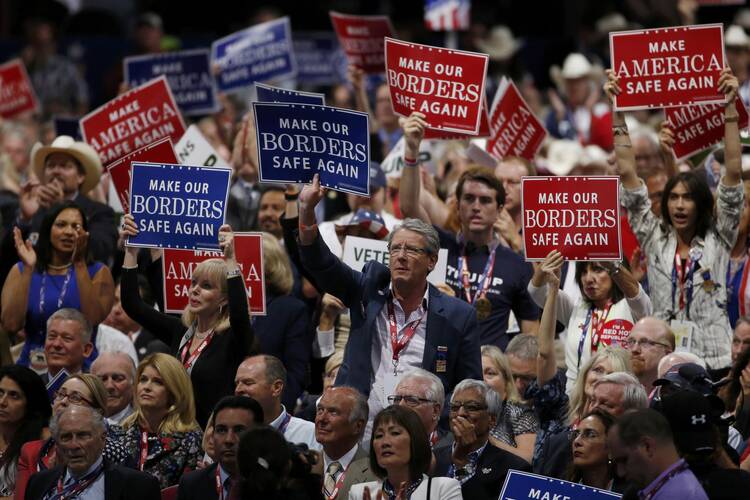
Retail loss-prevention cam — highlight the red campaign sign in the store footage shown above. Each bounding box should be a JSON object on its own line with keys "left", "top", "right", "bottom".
{"left": 423, "top": 96, "right": 490, "bottom": 139}
{"left": 0, "top": 59, "right": 38, "bottom": 118}
{"left": 330, "top": 11, "right": 394, "bottom": 74}
{"left": 486, "top": 79, "right": 547, "bottom": 161}
{"left": 666, "top": 99, "right": 750, "bottom": 161}
{"left": 162, "top": 233, "right": 266, "bottom": 315}
{"left": 107, "top": 137, "right": 177, "bottom": 213}
{"left": 385, "top": 37, "right": 488, "bottom": 135}
{"left": 609, "top": 24, "right": 725, "bottom": 111}
{"left": 80, "top": 76, "right": 185, "bottom": 167}
{"left": 522, "top": 176, "right": 622, "bottom": 261}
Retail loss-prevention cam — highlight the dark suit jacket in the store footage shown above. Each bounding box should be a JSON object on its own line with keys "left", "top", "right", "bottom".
{"left": 24, "top": 460, "right": 161, "bottom": 500}
{"left": 133, "top": 328, "right": 171, "bottom": 360}
{"left": 434, "top": 443, "right": 532, "bottom": 500}
{"left": 176, "top": 462, "right": 222, "bottom": 500}
{"left": 298, "top": 233, "right": 481, "bottom": 398}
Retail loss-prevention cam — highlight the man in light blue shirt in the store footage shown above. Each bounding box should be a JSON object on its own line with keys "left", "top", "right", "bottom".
{"left": 607, "top": 409, "right": 708, "bottom": 500}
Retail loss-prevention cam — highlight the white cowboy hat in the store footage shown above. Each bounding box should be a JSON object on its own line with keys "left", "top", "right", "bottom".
{"left": 544, "top": 139, "right": 584, "bottom": 176}
{"left": 549, "top": 53, "right": 604, "bottom": 95}
{"left": 735, "top": 9, "right": 750, "bottom": 31}
{"left": 475, "top": 26, "right": 520, "bottom": 62}
{"left": 31, "top": 135, "right": 102, "bottom": 194}
{"left": 726, "top": 25, "right": 750, "bottom": 49}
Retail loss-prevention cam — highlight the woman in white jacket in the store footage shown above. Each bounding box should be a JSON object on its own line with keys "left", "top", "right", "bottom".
{"left": 348, "top": 405, "right": 462, "bottom": 500}
{"left": 528, "top": 250, "right": 651, "bottom": 393}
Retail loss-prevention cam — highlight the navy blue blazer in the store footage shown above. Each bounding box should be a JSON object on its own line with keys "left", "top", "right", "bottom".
{"left": 299, "top": 233, "right": 481, "bottom": 397}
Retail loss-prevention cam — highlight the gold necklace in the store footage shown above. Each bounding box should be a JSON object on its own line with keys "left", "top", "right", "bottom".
{"left": 47, "top": 263, "right": 72, "bottom": 271}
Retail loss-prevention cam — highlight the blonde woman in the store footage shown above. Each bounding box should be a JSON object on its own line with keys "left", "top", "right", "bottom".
{"left": 111, "top": 353, "right": 203, "bottom": 489}
{"left": 252, "top": 233, "right": 312, "bottom": 408}
{"left": 566, "top": 346, "right": 632, "bottom": 425}
{"left": 119, "top": 215, "right": 256, "bottom": 426}
{"left": 481, "top": 345, "right": 537, "bottom": 463}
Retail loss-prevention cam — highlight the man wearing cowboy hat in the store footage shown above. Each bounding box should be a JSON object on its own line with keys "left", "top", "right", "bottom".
{"left": 3, "top": 135, "right": 117, "bottom": 267}
{"left": 546, "top": 53, "right": 613, "bottom": 151}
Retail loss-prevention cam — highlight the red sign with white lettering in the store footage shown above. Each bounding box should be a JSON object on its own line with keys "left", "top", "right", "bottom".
{"left": 385, "top": 37, "right": 488, "bottom": 135}
{"left": 0, "top": 59, "right": 38, "bottom": 118}
{"left": 81, "top": 76, "right": 185, "bottom": 167}
{"left": 486, "top": 79, "right": 547, "bottom": 161}
{"left": 107, "top": 137, "right": 177, "bottom": 213}
{"left": 522, "top": 176, "right": 621, "bottom": 261}
{"left": 609, "top": 24, "right": 725, "bottom": 111}
{"left": 666, "top": 99, "right": 749, "bottom": 161}
{"left": 162, "top": 233, "right": 266, "bottom": 315}
{"left": 330, "top": 11, "right": 394, "bottom": 74}
{"left": 423, "top": 96, "right": 491, "bottom": 139}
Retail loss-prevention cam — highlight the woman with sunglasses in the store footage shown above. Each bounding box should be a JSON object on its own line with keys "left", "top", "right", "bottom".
{"left": 14, "top": 374, "right": 128, "bottom": 498}
{"left": 529, "top": 249, "right": 650, "bottom": 393}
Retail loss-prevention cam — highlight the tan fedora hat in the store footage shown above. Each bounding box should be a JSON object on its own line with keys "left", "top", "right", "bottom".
{"left": 30, "top": 135, "right": 102, "bottom": 194}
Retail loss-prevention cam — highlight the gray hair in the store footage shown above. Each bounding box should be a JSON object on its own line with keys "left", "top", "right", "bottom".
{"left": 47, "top": 308, "right": 92, "bottom": 343}
{"left": 505, "top": 334, "right": 538, "bottom": 361}
{"left": 91, "top": 350, "right": 137, "bottom": 382}
{"left": 256, "top": 355, "right": 287, "bottom": 387}
{"left": 50, "top": 405, "right": 106, "bottom": 439}
{"left": 451, "top": 379, "right": 502, "bottom": 415}
{"left": 345, "top": 388, "right": 369, "bottom": 427}
{"left": 399, "top": 368, "right": 445, "bottom": 408}
{"left": 594, "top": 372, "right": 648, "bottom": 411}
{"left": 387, "top": 218, "right": 439, "bottom": 256}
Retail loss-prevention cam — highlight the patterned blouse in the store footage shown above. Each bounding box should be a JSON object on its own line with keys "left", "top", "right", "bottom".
{"left": 621, "top": 180, "right": 744, "bottom": 368}
{"left": 109, "top": 423, "right": 203, "bottom": 489}
{"left": 490, "top": 399, "right": 538, "bottom": 447}
{"left": 525, "top": 369, "right": 570, "bottom": 467}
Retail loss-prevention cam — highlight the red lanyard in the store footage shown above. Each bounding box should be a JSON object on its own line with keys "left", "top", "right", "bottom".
{"left": 589, "top": 301, "right": 613, "bottom": 353}
{"left": 138, "top": 431, "right": 149, "bottom": 471}
{"left": 180, "top": 330, "right": 215, "bottom": 371}
{"left": 324, "top": 464, "right": 350, "bottom": 500}
{"left": 387, "top": 302, "right": 424, "bottom": 374}
{"left": 55, "top": 462, "right": 105, "bottom": 499}
{"left": 429, "top": 430, "right": 439, "bottom": 448}
{"left": 215, "top": 466, "right": 227, "bottom": 500}
{"left": 641, "top": 460, "right": 689, "bottom": 500}
{"left": 673, "top": 252, "right": 692, "bottom": 311}
{"left": 459, "top": 246, "right": 497, "bottom": 304}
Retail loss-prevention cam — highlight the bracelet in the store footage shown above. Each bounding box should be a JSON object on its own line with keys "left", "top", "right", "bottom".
{"left": 227, "top": 267, "right": 242, "bottom": 278}
{"left": 299, "top": 222, "right": 318, "bottom": 232}
{"left": 403, "top": 156, "right": 418, "bottom": 167}
{"left": 725, "top": 115, "right": 740, "bottom": 123}
{"left": 285, "top": 193, "right": 299, "bottom": 201}
{"left": 614, "top": 142, "right": 633, "bottom": 148}
{"left": 612, "top": 125, "right": 629, "bottom": 136}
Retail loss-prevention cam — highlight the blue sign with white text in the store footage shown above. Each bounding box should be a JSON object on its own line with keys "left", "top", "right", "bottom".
{"left": 253, "top": 103, "right": 370, "bottom": 196}
{"left": 499, "top": 470, "right": 622, "bottom": 500}
{"left": 211, "top": 17, "right": 297, "bottom": 92}
{"left": 124, "top": 49, "right": 219, "bottom": 116}
{"left": 293, "top": 31, "right": 345, "bottom": 85}
{"left": 127, "top": 162, "right": 231, "bottom": 251}
{"left": 255, "top": 82, "right": 325, "bottom": 105}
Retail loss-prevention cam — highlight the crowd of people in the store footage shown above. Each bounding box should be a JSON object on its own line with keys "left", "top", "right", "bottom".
{"left": 1, "top": 3, "right": 750, "bottom": 500}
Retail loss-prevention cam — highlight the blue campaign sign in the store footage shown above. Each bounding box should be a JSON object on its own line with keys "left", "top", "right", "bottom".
{"left": 255, "top": 82, "right": 325, "bottom": 105}
{"left": 124, "top": 49, "right": 219, "bottom": 116}
{"left": 253, "top": 102, "right": 370, "bottom": 196}
{"left": 499, "top": 470, "right": 622, "bottom": 500}
{"left": 127, "top": 162, "right": 231, "bottom": 251}
{"left": 293, "top": 31, "right": 345, "bottom": 85}
{"left": 211, "top": 17, "right": 297, "bottom": 92}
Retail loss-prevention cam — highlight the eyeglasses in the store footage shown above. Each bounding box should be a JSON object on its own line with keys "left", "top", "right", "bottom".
{"left": 570, "top": 428, "right": 602, "bottom": 441}
{"left": 449, "top": 401, "right": 488, "bottom": 413}
{"left": 388, "top": 243, "right": 428, "bottom": 258}
{"left": 54, "top": 389, "right": 94, "bottom": 406}
{"left": 387, "top": 395, "right": 434, "bottom": 407}
{"left": 624, "top": 338, "right": 670, "bottom": 350}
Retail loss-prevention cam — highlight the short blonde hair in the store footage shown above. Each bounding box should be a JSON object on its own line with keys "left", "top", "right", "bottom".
{"left": 123, "top": 353, "right": 199, "bottom": 433}
{"left": 567, "top": 345, "right": 632, "bottom": 424}
{"left": 262, "top": 232, "right": 293, "bottom": 296}
{"left": 181, "top": 258, "right": 231, "bottom": 332}
{"left": 64, "top": 373, "right": 108, "bottom": 415}
{"left": 481, "top": 345, "right": 520, "bottom": 401}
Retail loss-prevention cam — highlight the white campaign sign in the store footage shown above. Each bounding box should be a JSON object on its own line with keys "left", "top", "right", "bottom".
{"left": 342, "top": 235, "right": 448, "bottom": 285}
{"left": 175, "top": 125, "right": 230, "bottom": 168}
{"left": 380, "top": 136, "right": 434, "bottom": 179}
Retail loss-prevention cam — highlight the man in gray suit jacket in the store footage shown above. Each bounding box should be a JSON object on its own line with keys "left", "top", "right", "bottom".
{"left": 315, "top": 386, "right": 376, "bottom": 499}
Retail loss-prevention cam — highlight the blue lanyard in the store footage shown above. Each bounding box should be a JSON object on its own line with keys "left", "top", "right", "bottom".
{"left": 576, "top": 307, "right": 595, "bottom": 370}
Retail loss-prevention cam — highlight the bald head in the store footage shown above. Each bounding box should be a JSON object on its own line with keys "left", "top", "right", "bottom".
{"left": 657, "top": 352, "right": 706, "bottom": 378}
